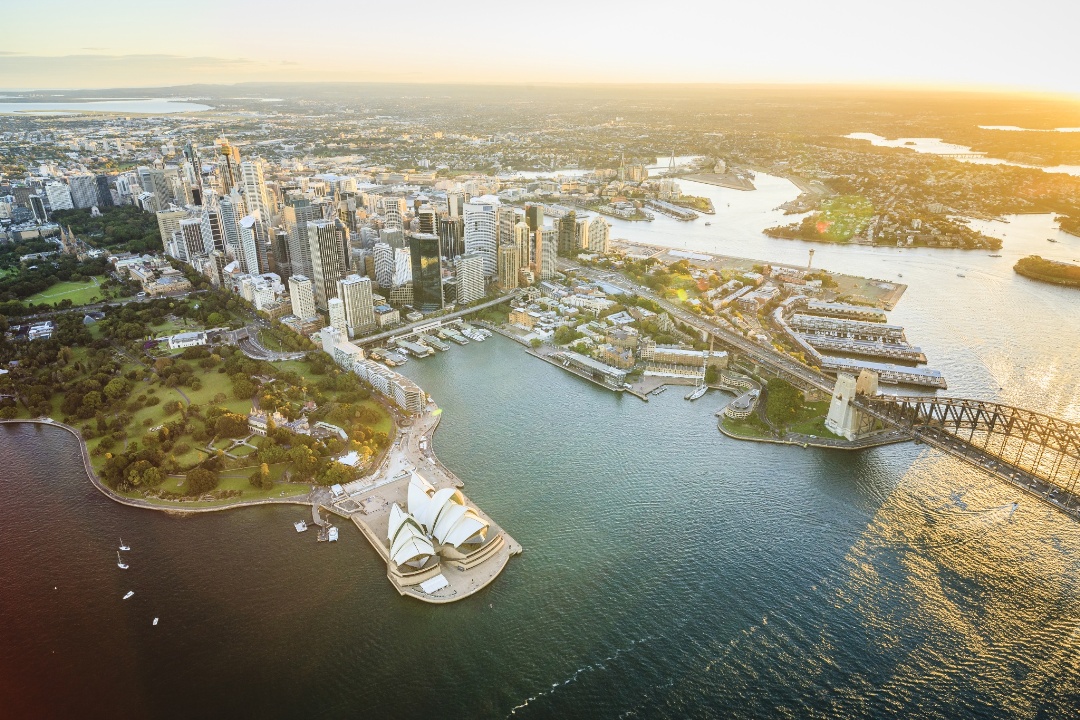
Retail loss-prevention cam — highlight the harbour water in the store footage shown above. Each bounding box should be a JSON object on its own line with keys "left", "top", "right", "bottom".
{"left": 2, "top": 181, "right": 1080, "bottom": 716}
{"left": 845, "top": 132, "right": 1080, "bottom": 176}
{"left": 0, "top": 98, "right": 211, "bottom": 114}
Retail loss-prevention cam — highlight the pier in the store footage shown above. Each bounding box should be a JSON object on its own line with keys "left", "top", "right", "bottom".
{"left": 789, "top": 314, "right": 908, "bottom": 342}
{"left": 802, "top": 335, "right": 927, "bottom": 364}
{"left": 645, "top": 199, "right": 699, "bottom": 221}
{"left": 821, "top": 357, "right": 947, "bottom": 389}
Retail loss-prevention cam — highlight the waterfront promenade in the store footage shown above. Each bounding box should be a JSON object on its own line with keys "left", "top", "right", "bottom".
{"left": 334, "top": 402, "right": 522, "bottom": 603}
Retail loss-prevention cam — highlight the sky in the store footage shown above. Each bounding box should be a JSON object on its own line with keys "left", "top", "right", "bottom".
{"left": 1, "top": 0, "right": 1076, "bottom": 95}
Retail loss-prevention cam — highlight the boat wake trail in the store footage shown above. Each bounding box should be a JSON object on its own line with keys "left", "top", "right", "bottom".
{"left": 507, "top": 636, "right": 653, "bottom": 717}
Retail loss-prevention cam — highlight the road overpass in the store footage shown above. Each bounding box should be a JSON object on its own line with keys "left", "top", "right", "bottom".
{"left": 349, "top": 291, "right": 519, "bottom": 348}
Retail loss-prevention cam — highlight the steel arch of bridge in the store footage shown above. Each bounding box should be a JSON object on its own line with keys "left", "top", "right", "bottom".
{"left": 854, "top": 396, "right": 1080, "bottom": 495}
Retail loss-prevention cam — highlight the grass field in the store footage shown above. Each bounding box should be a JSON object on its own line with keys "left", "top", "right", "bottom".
{"left": 25, "top": 277, "right": 107, "bottom": 307}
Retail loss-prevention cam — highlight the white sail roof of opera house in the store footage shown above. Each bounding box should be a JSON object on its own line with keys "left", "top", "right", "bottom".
{"left": 388, "top": 503, "right": 435, "bottom": 568}
{"left": 406, "top": 473, "right": 490, "bottom": 550}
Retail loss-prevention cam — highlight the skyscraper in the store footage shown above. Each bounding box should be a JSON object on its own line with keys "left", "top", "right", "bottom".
{"left": 289, "top": 275, "right": 316, "bottom": 319}
{"left": 209, "top": 251, "right": 228, "bottom": 288}
{"left": 179, "top": 218, "right": 207, "bottom": 264}
{"left": 337, "top": 274, "right": 376, "bottom": 337}
{"left": 239, "top": 160, "right": 274, "bottom": 222}
{"left": 557, "top": 210, "right": 578, "bottom": 256}
{"left": 328, "top": 298, "right": 348, "bottom": 338}
{"left": 416, "top": 203, "right": 437, "bottom": 235}
{"left": 239, "top": 214, "right": 265, "bottom": 276}
{"left": 68, "top": 174, "right": 98, "bottom": 209}
{"left": 182, "top": 142, "right": 203, "bottom": 203}
{"left": 455, "top": 253, "right": 485, "bottom": 304}
{"left": 393, "top": 248, "right": 412, "bottom": 287}
{"left": 156, "top": 209, "right": 188, "bottom": 251}
{"left": 138, "top": 166, "right": 172, "bottom": 209}
{"left": 437, "top": 215, "right": 463, "bottom": 260}
{"left": 540, "top": 227, "right": 557, "bottom": 279}
{"left": 201, "top": 200, "right": 227, "bottom": 255}
{"left": 307, "top": 219, "right": 350, "bottom": 310}
{"left": 29, "top": 195, "right": 47, "bottom": 223}
{"left": 525, "top": 204, "right": 544, "bottom": 232}
{"left": 45, "top": 183, "right": 73, "bottom": 211}
{"left": 284, "top": 200, "right": 318, "bottom": 278}
{"left": 499, "top": 206, "right": 524, "bottom": 247}
{"left": 463, "top": 199, "right": 499, "bottom": 277}
{"left": 373, "top": 242, "right": 394, "bottom": 289}
{"left": 94, "top": 174, "right": 115, "bottom": 208}
{"left": 498, "top": 244, "right": 519, "bottom": 291}
{"left": 446, "top": 192, "right": 465, "bottom": 219}
{"left": 514, "top": 221, "right": 531, "bottom": 273}
{"left": 409, "top": 233, "right": 444, "bottom": 312}
{"left": 588, "top": 216, "right": 610, "bottom": 254}
{"left": 380, "top": 196, "right": 405, "bottom": 231}
{"left": 218, "top": 190, "right": 243, "bottom": 252}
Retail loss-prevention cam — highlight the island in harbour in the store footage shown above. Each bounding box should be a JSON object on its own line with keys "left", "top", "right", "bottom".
{"left": 1013, "top": 255, "right": 1080, "bottom": 288}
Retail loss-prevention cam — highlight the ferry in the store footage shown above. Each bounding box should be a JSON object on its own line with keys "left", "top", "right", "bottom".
{"left": 462, "top": 329, "right": 485, "bottom": 342}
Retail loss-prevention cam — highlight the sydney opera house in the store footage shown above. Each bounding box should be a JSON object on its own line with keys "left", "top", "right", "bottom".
{"left": 359, "top": 472, "right": 515, "bottom": 601}
{"left": 389, "top": 474, "right": 490, "bottom": 568}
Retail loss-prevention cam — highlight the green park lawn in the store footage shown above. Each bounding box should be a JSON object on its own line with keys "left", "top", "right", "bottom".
{"left": 136, "top": 463, "right": 310, "bottom": 507}
{"left": 358, "top": 398, "right": 393, "bottom": 435}
{"left": 25, "top": 277, "right": 107, "bottom": 307}
{"left": 721, "top": 414, "right": 773, "bottom": 439}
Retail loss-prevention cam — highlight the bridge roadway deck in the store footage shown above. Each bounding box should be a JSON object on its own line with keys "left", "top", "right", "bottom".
{"left": 853, "top": 399, "right": 1080, "bottom": 520}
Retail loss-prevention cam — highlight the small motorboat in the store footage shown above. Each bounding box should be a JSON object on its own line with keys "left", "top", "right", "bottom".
{"left": 153, "top": 618, "right": 159, "bottom": 626}
{"left": 117, "top": 552, "right": 129, "bottom": 570}
{"left": 294, "top": 521, "right": 308, "bottom": 533}
{"left": 123, "top": 591, "right": 134, "bottom": 600}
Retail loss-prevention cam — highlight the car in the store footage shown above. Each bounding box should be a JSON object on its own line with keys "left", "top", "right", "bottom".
{"left": 136, "top": 292, "right": 147, "bottom": 297}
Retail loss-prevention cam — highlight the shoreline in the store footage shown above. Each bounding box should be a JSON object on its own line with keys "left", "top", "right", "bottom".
{"left": 1013, "top": 266, "right": 1080, "bottom": 290}
{"left": 717, "top": 420, "right": 910, "bottom": 451}
{"left": 1, "top": 410, "right": 521, "bottom": 605}
{"left": 0, "top": 419, "right": 315, "bottom": 514}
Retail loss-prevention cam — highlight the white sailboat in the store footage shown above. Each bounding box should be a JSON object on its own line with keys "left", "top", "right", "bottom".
{"left": 117, "top": 551, "right": 129, "bottom": 570}
{"left": 119, "top": 537, "right": 130, "bottom": 551}
{"left": 685, "top": 354, "right": 709, "bottom": 401}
